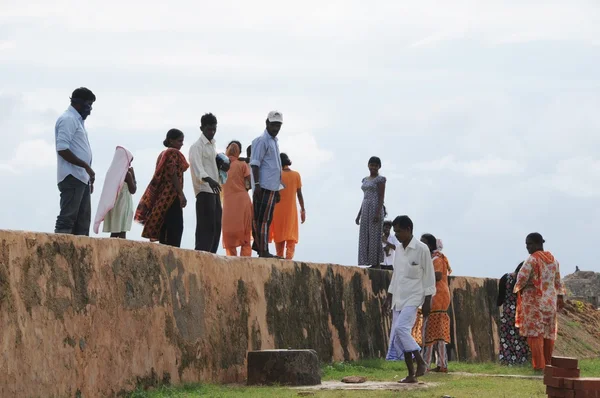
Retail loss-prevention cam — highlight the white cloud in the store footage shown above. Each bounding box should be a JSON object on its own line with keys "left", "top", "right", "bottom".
{"left": 543, "top": 157, "right": 600, "bottom": 198}
{"left": 413, "top": 155, "right": 524, "bottom": 176}
{"left": 278, "top": 133, "right": 334, "bottom": 179}
{"left": 0, "top": 139, "right": 55, "bottom": 173}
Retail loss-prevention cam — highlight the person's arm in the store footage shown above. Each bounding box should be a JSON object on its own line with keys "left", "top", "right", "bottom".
{"left": 497, "top": 274, "right": 508, "bottom": 307}
{"left": 125, "top": 167, "right": 137, "bottom": 194}
{"left": 355, "top": 207, "right": 362, "bottom": 225}
{"left": 56, "top": 118, "right": 95, "bottom": 181}
{"left": 433, "top": 256, "right": 443, "bottom": 282}
{"left": 165, "top": 152, "right": 186, "bottom": 207}
{"left": 514, "top": 258, "right": 533, "bottom": 294}
{"left": 421, "top": 247, "right": 437, "bottom": 317}
{"left": 189, "top": 142, "right": 219, "bottom": 193}
{"left": 374, "top": 179, "right": 386, "bottom": 223}
{"left": 555, "top": 261, "right": 566, "bottom": 310}
{"left": 383, "top": 266, "right": 398, "bottom": 314}
{"left": 249, "top": 139, "right": 267, "bottom": 195}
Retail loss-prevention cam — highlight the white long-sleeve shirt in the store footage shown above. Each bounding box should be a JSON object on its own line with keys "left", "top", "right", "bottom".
{"left": 388, "top": 236, "right": 436, "bottom": 311}
{"left": 189, "top": 134, "right": 219, "bottom": 196}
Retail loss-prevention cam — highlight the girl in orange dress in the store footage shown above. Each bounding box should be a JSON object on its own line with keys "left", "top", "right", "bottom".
{"left": 221, "top": 141, "right": 253, "bottom": 256}
{"left": 270, "top": 153, "right": 305, "bottom": 259}
{"left": 134, "top": 129, "right": 188, "bottom": 247}
{"left": 420, "top": 234, "right": 452, "bottom": 373}
{"left": 514, "top": 233, "right": 566, "bottom": 370}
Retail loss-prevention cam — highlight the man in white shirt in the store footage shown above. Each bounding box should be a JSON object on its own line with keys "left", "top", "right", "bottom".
{"left": 54, "top": 87, "right": 96, "bottom": 236}
{"left": 189, "top": 113, "right": 222, "bottom": 253}
{"left": 383, "top": 215, "right": 436, "bottom": 384}
{"left": 381, "top": 220, "right": 399, "bottom": 270}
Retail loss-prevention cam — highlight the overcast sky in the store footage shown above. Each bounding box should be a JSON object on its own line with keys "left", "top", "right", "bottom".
{"left": 1, "top": 0, "right": 599, "bottom": 278}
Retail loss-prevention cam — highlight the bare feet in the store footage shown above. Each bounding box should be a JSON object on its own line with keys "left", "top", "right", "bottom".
{"left": 415, "top": 363, "right": 427, "bottom": 377}
{"left": 399, "top": 375, "right": 418, "bottom": 384}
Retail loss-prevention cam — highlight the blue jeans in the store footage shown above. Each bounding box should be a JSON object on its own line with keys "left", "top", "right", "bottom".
{"left": 54, "top": 175, "right": 91, "bottom": 235}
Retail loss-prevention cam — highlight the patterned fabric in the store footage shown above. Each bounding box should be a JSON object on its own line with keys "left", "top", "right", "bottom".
{"left": 252, "top": 188, "right": 277, "bottom": 254}
{"left": 358, "top": 175, "right": 386, "bottom": 266}
{"left": 499, "top": 272, "right": 530, "bottom": 365}
{"left": 135, "top": 149, "right": 189, "bottom": 242}
{"left": 514, "top": 251, "right": 566, "bottom": 340}
{"left": 424, "top": 251, "right": 451, "bottom": 345}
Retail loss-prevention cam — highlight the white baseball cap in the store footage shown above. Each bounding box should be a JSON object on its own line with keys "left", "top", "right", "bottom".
{"left": 267, "top": 110, "right": 283, "bottom": 123}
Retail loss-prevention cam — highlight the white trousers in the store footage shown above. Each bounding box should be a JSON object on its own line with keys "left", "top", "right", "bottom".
{"left": 386, "top": 306, "right": 420, "bottom": 361}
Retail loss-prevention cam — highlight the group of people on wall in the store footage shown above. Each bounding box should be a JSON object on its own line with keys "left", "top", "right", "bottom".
{"left": 54, "top": 87, "right": 566, "bottom": 383}
{"left": 53, "top": 87, "right": 306, "bottom": 260}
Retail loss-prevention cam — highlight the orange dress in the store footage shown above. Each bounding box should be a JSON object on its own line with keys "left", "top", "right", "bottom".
{"left": 424, "top": 251, "right": 452, "bottom": 345}
{"left": 514, "top": 251, "right": 566, "bottom": 339}
{"left": 221, "top": 156, "right": 252, "bottom": 250}
{"left": 270, "top": 169, "right": 302, "bottom": 243}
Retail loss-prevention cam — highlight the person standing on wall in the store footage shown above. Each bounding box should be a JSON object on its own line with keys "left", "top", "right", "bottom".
{"left": 189, "top": 113, "right": 222, "bottom": 253}
{"left": 514, "top": 233, "right": 566, "bottom": 371}
{"left": 54, "top": 87, "right": 96, "bottom": 236}
{"left": 270, "top": 153, "right": 305, "bottom": 260}
{"left": 250, "top": 111, "right": 284, "bottom": 258}
{"left": 383, "top": 215, "right": 436, "bottom": 384}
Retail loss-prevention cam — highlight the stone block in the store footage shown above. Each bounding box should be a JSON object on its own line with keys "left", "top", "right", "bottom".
{"left": 546, "top": 365, "right": 581, "bottom": 378}
{"left": 574, "top": 378, "right": 600, "bottom": 391}
{"left": 552, "top": 356, "right": 579, "bottom": 369}
{"left": 247, "top": 349, "right": 321, "bottom": 386}
{"left": 545, "top": 373, "right": 565, "bottom": 388}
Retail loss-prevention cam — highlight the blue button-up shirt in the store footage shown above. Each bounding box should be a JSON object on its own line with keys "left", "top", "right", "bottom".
{"left": 250, "top": 130, "right": 282, "bottom": 191}
{"left": 55, "top": 106, "right": 93, "bottom": 184}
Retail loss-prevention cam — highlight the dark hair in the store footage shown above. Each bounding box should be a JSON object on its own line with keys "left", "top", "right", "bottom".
{"left": 383, "top": 220, "right": 393, "bottom": 228}
{"left": 368, "top": 156, "right": 381, "bottom": 167}
{"left": 163, "top": 128, "right": 184, "bottom": 147}
{"left": 280, "top": 153, "right": 292, "bottom": 167}
{"left": 392, "top": 215, "right": 413, "bottom": 231}
{"left": 421, "top": 233, "right": 437, "bottom": 251}
{"left": 526, "top": 232, "right": 545, "bottom": 245}
{"left": 200, "top": 113, "right": 217, "bottom": 127}
{"left": 228, "top": 140, "right": 242, "bottom": 153}
{"left": 515, "top": 261, "right": 524, "bottom": 275}
{"left": 70, "top": 87, "right": 96, "bottom": 102}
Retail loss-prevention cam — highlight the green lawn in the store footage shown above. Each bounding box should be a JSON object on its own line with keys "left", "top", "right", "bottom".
{"left": 128, "top": 358, "right": 600, "bottom": 398}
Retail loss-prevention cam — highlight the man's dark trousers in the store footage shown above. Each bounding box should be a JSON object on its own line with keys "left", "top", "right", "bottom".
{"left": 54, "top": 174, "right": 91, "bottom": 235}
{"left": 195, "top": 192, "right": 222, "bottom": 253}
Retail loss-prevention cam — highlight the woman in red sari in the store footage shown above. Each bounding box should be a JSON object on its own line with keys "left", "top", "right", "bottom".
{"left": 514, "top": 232, "right": 565, "bottom": 370}
{"left": 135, "top": 129, "right": 189, "bottom": 247}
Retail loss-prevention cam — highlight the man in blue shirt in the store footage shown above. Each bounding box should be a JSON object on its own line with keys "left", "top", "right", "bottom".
{"left": 250, "top": 111, "right": 284, "bottom": 258}
{"left": 54, "top": 87, "right": 96, "bottom": 235}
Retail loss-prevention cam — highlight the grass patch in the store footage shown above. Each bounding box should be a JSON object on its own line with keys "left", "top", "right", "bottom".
{"left": 128, "top": 358, "right": 600, "bottom": 398}
{"left": 566, "top": 320, "right": 581, "bottom": 329}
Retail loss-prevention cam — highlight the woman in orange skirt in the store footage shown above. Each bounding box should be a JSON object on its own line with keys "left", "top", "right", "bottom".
{"left": 221, "top": 141, "right": 253, "bottom": 256}
{"left": 420, "top": 233, "right": 452, "bottom": 373}
{"left": 270, "top": 153, "right": 305, "bottom": 259}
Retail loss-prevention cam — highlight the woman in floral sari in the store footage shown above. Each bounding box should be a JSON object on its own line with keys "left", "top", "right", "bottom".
{"left": 135, "top": 129, "right": 189, "bottom": 247}
{"left": 514, "top": 233, "right": 566, "bottom": 370}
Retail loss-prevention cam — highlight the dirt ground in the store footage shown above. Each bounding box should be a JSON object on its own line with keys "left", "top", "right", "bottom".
{"left": 555, "top": 300, "right": 600, "bottom": 358}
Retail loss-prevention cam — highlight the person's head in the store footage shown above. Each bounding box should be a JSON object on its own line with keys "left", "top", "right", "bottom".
{"left": 392, "top": 215, "right": 413, "bottom": 243}
{"left": 280, "top": 153, "right": 292, "bottom": 168}
{"left": 368, "top": 156, "right": 381, "bottom": 175}
{"left": 226, "top": 140, "right": 242, "bottom": 158}
{"left": 70, "top": 87, "right": 96, "bottom": 120}
{"left": 163, "top": 128, "right": 184, "bottom": 150}
{"left": 420, "top": 233, "right": 437, "bottom": 253}
{"left": 265, "top": 110, "right": 283, "bottom": 137}
{"left": 200, "top": 113, "right": 218, "bottom": 141}
{"left": 526, "top": 232, "right": 545, "bottom": 255}
{"left": 383, "top": 220, "right": 393, "bottom": 235}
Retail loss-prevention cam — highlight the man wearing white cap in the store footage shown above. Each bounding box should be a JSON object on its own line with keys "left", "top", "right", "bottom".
{"left": 250, "top": 111, "right": 284, "bottom": 258}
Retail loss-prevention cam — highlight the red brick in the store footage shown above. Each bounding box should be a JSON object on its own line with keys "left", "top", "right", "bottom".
{"left": 565, "top": 391, "right": 575, "bottom": 398}
{"left": 545, "top": 373, "right": 566, "bottom": 388}
{"left": 546, "top": 385, "right": 569, "bottom": 397}
{"left": 546, "top": 366, "right": 582, "bottom": 379}
{"left": 573, "top": 378, "right": 600, "bottom": 391}
{"left": 552, "top": 357, "right": 579, "bottom": 369}
{"left": 565, "top": 378, "right": 578, "bottom": 389}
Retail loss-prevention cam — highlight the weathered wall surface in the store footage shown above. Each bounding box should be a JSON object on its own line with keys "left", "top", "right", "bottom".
{"left": 0, "top": 231, "right": 500, "bottom": 397}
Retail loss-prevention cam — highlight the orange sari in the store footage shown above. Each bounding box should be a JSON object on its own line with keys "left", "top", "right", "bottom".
{"left": 424, "top": 251, "right": 452, "bottom": 345}
{"left": 270, "top": 168, "right": 302, "bottom": 243}
{"left": 135, "top": 148, "right": 188, "bottom": 241}
{"left": 221, "top": 145, "right": 253, "bottom": 251}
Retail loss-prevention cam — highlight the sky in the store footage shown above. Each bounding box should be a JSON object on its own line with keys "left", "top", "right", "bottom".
{"left": 1, "top": 0, "right": 599, "bottom": 278}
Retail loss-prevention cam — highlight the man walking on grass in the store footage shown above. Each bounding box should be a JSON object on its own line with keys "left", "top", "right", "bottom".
{"left": 383, "top": 215, "right": 436, "bottom": 383}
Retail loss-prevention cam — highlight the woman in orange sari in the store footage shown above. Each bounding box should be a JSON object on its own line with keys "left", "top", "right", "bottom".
{"left": 270, "top": 153, "right": 305, "bottom": 259}
{"left": 514, "top": 232, "right": 566, "bottom": 370}
{"left": 221, "top": 141, "right": 253, "bottom": 256}
{"left": 134, "top": 129, "right": 189, "bottom": 247}
{"left": 420, "top": 234, "right": 452, "bottom": 373}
